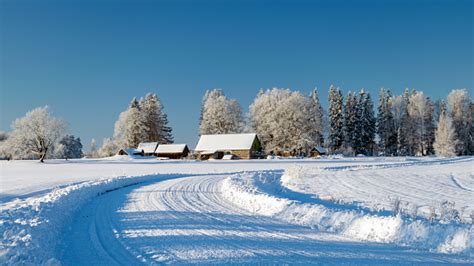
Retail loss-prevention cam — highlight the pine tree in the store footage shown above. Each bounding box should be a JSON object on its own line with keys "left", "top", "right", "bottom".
{"left": 354, "top": 89, "right": 375, "bottom": 155}
{"left": 141, "top": 93, "right": 174, "bottom": 144}
{"left": 57, "top": 135, "right": 83, "bottom": 159}
{"left": 396, "top": 89, "right": 411, "bottom": 156}
{"left": 434, "top": 102, "right": 457, "bottom": 157}
{"left": 377, "top": 88, "right": 397, "bottom": 156}
{"left": 343, "top": 91, "right": 357, "bottom": 154}
{"left": 310, "top": 88, "right": 325, "bottom": 146}
{"left": 328, "top": 85, "right": 344, "bottom": 154}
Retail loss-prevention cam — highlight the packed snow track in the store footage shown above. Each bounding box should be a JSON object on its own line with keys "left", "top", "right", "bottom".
{"left": 58, "top": 174, "right": 470, "bottom": 265}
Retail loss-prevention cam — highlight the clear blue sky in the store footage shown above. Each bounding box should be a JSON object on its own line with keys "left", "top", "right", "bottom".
{"left": 1, "top": 0, "right": 472, "bottom": 149}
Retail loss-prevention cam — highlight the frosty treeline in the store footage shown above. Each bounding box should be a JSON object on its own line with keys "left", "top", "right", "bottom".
{"left": 96, "top": 93, "right": 173, "bottom": 157}
{"left": 199, "top": 87, "right": 472, "bottom": 157}
{"left": 0, "top": 107, "right": 82, "bottom": 162}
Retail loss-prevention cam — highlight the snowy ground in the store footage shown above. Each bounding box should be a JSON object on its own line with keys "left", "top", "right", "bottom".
{"left": 0, "top": 156, "right": 473, "bottom": 264}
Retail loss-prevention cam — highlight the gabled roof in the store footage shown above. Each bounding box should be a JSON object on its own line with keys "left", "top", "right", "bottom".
{"left": 156, "top": 144, "right": 188, "bottom": 154}
{"left": 119, "top": 148, "right": 141, "bottom": 155}
{"left": 195, "top": 133, "right": 258, "bottom": 151}
{"left": 137, "top": 142, "right": 159, "bottom": 153}
{"left": 313, "top": 146, "right": 327, "bottom": 153}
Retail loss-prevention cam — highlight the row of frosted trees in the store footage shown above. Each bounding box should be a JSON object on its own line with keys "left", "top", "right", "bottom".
{"left": 93, "top": 93, "right": 173, "bottom": 157}
{"left": 200, "top": 87, "right": 473, "bottom": 156}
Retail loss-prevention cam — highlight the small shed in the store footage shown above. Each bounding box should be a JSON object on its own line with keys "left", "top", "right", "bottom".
{"left": 195, "top": 133, "right": 263, "bottom": 160}
{"left": 137, "top": 142, "right": 159, "bottom": 156}
{"left": 310, "top": 146, "right": 327, "bottom": 157}
{"left": 155, "top": 144, "right": 190, "bottom": 159}
{"left": 118, "top": 148, "right": 142, "bottom": 156}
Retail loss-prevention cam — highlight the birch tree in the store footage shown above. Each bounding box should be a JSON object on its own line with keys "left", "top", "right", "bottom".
{"left": 434, "top": 102, "right": 457, "bottom": 157}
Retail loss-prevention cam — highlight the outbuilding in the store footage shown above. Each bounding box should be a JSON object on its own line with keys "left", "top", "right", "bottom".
{"left": 194, "top": 133, "right": 263, "bottom": 160}
{"left": 155, "top": 144, "right": 190, "bottom": 159}
{"left": 310, "top": 146, "right": 327, "bottom": 157}
{"left": 117, "top": 148, "right": 142, "bottom": 156}
{"left": 137, "top": 142, "right": 159, "bottom": 156}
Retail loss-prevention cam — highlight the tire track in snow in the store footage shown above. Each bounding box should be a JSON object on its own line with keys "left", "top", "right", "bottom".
{"left": 59, "top": 174, "right": 471, "bottom": 265}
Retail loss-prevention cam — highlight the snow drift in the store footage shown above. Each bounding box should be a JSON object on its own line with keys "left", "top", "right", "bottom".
{"left": 0, "top": 173, "right": 181, "bottom": 265}
{"left": 221, "top": 171, "right": 473, "bottom": 254}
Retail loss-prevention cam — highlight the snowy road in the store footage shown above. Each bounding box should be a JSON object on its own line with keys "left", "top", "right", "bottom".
{"left": 58, "top": 174, "right": 470, "bottom": 265}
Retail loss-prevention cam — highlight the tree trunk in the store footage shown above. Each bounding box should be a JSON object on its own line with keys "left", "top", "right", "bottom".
{"left": 39, "top": 148, "right": 47, "bottom": 163}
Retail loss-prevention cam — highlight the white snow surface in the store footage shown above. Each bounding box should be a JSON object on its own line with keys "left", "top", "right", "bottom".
{"left": 1, "top": 156, "right": 473, "bottom": 264}
{"left": 281, "top": 157, "right": 474, "bottom": 222}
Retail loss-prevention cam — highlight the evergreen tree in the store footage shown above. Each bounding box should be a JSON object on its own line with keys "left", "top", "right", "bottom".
{"left": 396, "top": 89, "right": 411, "bottom": 156}
{"left": 310, "top": 88, "right": 325, "bottom": 146}
{"left": 141, "top": 93, "right": 174, "bottom": 144}
{"left": 57, "top": 135, "right": 83, "bottom": 159}
{"left": 354, "top": 89, "right": 375, "bottom": 155}
{"left": 377, "top": 88, "right": 397, "bottom": 156}
{"left": 328, "top": 85, "right": 344, "bottom": 153}
{"left": 343, "top": 91, "right": 357, "bottom": 154}
{"left": 434, "top": 102, "right": 457, "bottom": 157}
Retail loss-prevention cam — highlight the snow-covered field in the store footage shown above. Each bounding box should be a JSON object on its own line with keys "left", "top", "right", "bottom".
{"left": 0, "top": 156, "right": 473, "bottom": 264}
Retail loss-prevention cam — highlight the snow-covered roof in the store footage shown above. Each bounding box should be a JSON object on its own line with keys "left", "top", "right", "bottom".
{"left": 156, "top": 144, "right": 188, "bottom": 154}
{"left": 314, "top": 146, "right": 327, "bottom": 153}
{"left": 119, "top": 148, "right": 141, "bottom": 155}
{"left": 195, "top": 133, "right": 258, "bottom": 151}
{"left": 137, "top": 142, "right": 159, "bottom": 153}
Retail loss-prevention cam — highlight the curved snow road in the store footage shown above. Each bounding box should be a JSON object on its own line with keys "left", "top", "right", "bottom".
{"left": 59, "top": 174, "right": 468, "bottom": 265}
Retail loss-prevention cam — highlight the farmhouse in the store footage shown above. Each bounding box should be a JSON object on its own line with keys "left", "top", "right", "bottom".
{"left": 155, "top": 144, "right": 190, "bottom": 159}
{"left": 137, "top": 142, "right": 159, "bottom": 156}
{"left": 195, "top": 133, "right": 263, "bottom": 160}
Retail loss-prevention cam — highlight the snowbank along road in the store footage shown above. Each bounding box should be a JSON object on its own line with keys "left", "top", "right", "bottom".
{"left": 0, "top": 157, "right": 473, "bottom": 264}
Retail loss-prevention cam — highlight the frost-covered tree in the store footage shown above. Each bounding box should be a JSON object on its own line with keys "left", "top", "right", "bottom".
{"left": 310, "top": 88, "right": 325, "bottom": 146}
{"left": 394, "top": 89, "right": 412, "bottom": 155}
{"left": 56, "top": 135, "right": 83, "bottom": 159}
{"left": 434, "top": 102, "right": 457, "bottom": 157}
{"left": 343, "top": 91, "right": 357, "bottom": 154}
{"left": 113, "top": 110, "right": 129, "bottom": 148}
{"left": 87, "top": 138, "right": 99, "bottom": 158}
{"left": 0, "top": 131, "right": 9, "bottom": 159}
{"left": 250, "top": 88, "right": 318, "bottom": 154}
{"left": 200, "top": 89, "right": 245, "bottom": 135}
{"left": 124, "top": 98, "right": 148, "bottom": 148}
{"left": 328, "top": 85, "right": 344, "bottom": 153}
{"left": 408, "top": 91, "right": 434, "bottom": 156}
{"left": 141, "top": 93, "right": 173, "bottom": 144}
{"left": 353, "top": 89, "right": 375, "bottom": 155}
{"left": 447, "top": 89, "right": 473, "bottom": 155}
{"left": 377, "top": 88, "right": 397, "bottom": 156}
{"left": 6, "top": 106, "right": 66, "bottom": 162}
{"left": 98, "top": 138, "right": 118, "bottom": 157}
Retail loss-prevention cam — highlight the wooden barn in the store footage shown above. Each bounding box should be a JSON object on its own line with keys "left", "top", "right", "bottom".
{"left": 310, "top": 146, "right": 327, "bottom": 158}
{"left": 155, "top": 144, "right": 190, "bottom": 159}
{"left": 137, "top": 142, "right": 159, "bottom": 156}
{"left": 117, "top": 148, "right": 142, "bottom": 156}
{"left": 194, "top": 133, "right": 263, "bottom": 160}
